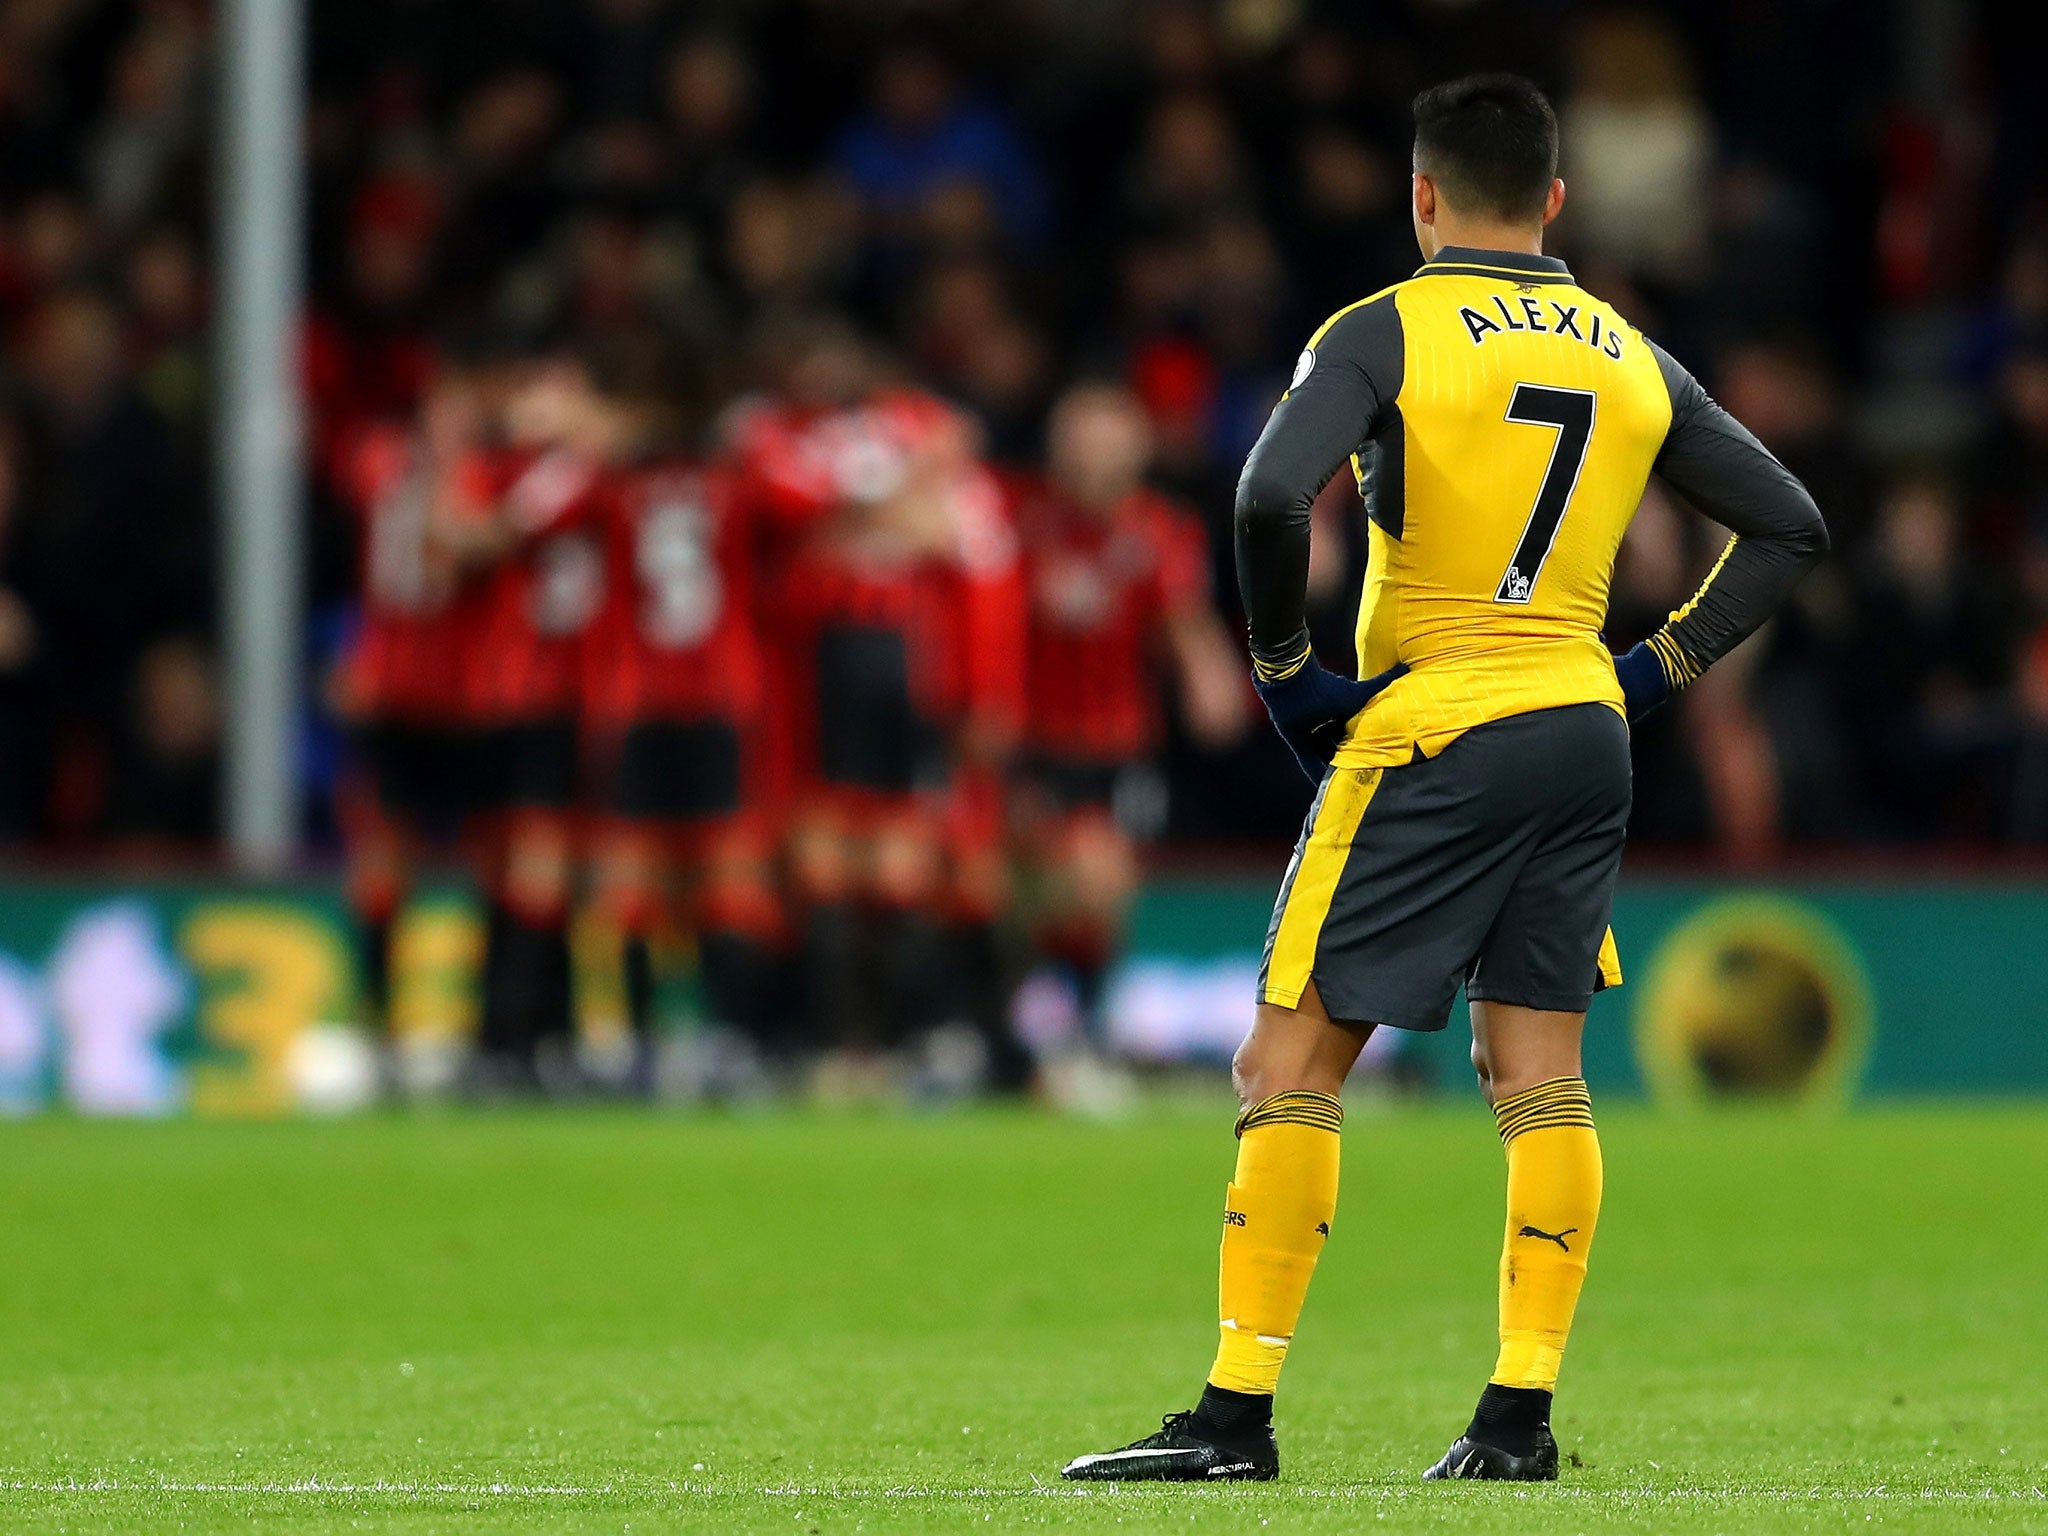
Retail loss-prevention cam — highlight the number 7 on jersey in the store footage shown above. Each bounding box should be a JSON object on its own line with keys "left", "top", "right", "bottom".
{"left": 1495, "top": 383, "right": 1596, "bottom": 604}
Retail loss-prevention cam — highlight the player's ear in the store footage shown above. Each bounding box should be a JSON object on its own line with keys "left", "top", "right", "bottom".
{"left": 1541, "top": 177, "right": 1566, "bottom": 228}
{"left": 1412, "top": 172, "right": 1438, "bottom": 227}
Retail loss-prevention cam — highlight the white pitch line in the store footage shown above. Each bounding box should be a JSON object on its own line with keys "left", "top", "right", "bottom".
{"left": 4, "top": 1478, "right": 2043, "bottom": 1503}
{"left": 2, "top": 1480, "right": 613, "bottom": 1497}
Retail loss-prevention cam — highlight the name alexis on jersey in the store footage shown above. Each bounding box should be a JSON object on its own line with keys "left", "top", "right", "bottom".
{"left": 1459, "top": 293, "right": 1625, "bottom": 357}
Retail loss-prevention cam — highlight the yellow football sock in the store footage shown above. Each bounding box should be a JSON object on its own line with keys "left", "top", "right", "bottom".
{"left": 1207, "top": 1090, "right": 1341, "bottom": 1397}
{"left": 1491, "top": 1076, "right": 1602, "bottom": 1391}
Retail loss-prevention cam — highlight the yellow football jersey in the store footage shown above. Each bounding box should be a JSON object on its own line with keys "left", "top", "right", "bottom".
{"left": 1296, "top": 250, "right": 1674, "bottom": 766}
{"left": 1235, "top": 241, "right": 1827, "bottom": 1023}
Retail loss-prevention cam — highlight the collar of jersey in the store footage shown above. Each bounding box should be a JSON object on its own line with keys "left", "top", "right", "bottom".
{"left": 1415, "top": 246, "right": 1574, "bottom": 283}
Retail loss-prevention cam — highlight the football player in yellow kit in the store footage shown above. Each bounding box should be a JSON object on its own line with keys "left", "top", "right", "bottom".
{"left": 1061, "top": 73, "right": 1827, "bottom": 1485}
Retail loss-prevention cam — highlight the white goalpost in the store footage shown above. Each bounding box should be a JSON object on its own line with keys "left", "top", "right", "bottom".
{"left": 215, "top": 0, "right": 306, "bottom": 870}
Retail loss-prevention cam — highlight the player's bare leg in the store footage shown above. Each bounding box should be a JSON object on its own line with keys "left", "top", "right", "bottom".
{"left": 475, "top": 807, "right": 578, "bottom": 1093}
{"left": 1063, "top": 981, "right": 1365, "bottom": 1482}
{"left": 867, "top": 808, "right": 945, "bottom": 1057}
{"left": 1426, "top": 1000, "right": 1600, "bottom": 1482}
{"left": 339, "top": 785, "right": 414, "bottom": 1097}
{"left": 1034, "top": 811, "right": 1141, "bottom": 1108}
{"left": 591, "top": 820, "right": 667, "bottom": 1093}
{"left": 1468, "top": 999, "right": 1585, "bottom": 1102}
{"left": 789, "top": 806, "right": 861, "bottom": 1058}
{"left": 340, "top": 790, "right": 412, "bottom": 1044}
{"left": 1230, "top": 978, "right": 1372, "bottom": 1103}
{"left": 688, "top": 821, "right": 787, "bottom": 1082}
{"left": 1041, "top": 811, "right": 1138, "bottom": 1043}
{"left": 937, "top": 825, "right": 1026, "bottom": 1094}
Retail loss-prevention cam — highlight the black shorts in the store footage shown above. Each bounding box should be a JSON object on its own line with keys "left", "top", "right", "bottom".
{"left": 1026, "top": 755, "right": 1125, "bottom": 810}
{"left": 1025, "top": 754, "right": 1170, "bottom": 838}
{"left": 355, "top": 723, "right": 475, "bottom": 829}
{"left": 1258, "top": 703, "right": 1631, "bottom": 1032}
{"left": 814, "top": 623, "right": 945, "bottom": 794}
{"left": 480, "top": 717, "right": 580, "bottom": 811}
{"left": 604, "top": 718, "right": 743, "bottom": 822}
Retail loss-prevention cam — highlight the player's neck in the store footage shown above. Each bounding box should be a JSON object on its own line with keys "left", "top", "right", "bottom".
{"left": 1423, "top": 220, "right": 1547, "bottom": 260}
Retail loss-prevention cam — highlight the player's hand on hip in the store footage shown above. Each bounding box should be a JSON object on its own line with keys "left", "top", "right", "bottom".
{"left": 1254, "top": 656, "right": 1408, "bottom": 782}
{"left": 1612, "top": 641, "right": 1672, "bottom": 722}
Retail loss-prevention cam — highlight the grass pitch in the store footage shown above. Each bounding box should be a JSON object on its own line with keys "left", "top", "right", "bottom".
{"left": 1, "top": 1101, "right": 2043, "bottom": 1534}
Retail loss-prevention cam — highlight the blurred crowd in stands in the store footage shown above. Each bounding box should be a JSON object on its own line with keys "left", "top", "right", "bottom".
{"left": 1, "top": 0, "right": 2045, "bottom": 870}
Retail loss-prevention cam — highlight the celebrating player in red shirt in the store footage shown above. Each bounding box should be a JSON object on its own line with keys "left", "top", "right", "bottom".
{"left": 1012, "top": 382, "right": 1247, "bottom": 1059}
{"left": 725, "top": 319, "right": 1026, "bottom": 1077}
{"left": 332, "top": 361, "right": 499, "bottom": 1063}
{"left": 441, "top": 352, "right": 613, "bottom": 1083}
{"left": 580, "top": 356, "right": 783, "bottom": 1087}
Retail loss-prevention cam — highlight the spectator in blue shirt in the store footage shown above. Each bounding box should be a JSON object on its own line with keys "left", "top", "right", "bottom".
{"left": 832, "top": 38, "right": 1048, "bottom": 255}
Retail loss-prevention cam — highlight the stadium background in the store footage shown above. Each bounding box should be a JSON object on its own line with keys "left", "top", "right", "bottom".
{"left": 0, "top": 0, "right": 2044, "bottom": 1113}
{"left": 4, "top": 5, "right": 2048, "bottom": 1535}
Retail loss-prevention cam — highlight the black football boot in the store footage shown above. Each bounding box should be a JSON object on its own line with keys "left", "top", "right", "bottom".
{"left": 1062, "top": 1387, "right": 1278, "bottom": 1483}
{"left": 1423, "top": 1384, "right": 1560, "bottom": 1481}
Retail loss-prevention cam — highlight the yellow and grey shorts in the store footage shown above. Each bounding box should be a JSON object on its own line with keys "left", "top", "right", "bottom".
{"left": 1258, "top": 703, "right": 1630, "bottom": 1032}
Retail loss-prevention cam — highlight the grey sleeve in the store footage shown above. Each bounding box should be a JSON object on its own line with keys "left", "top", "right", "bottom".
{"left": 1234, "top": 297, "right": 1400, "bottom": 678}
{"left": 1641, "top": 339, "right": 1831, "bottom": 688}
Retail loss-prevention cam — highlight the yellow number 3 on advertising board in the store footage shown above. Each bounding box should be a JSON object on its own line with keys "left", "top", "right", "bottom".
{"left": 182, "top": 903, "right": 351, "bottom": 1116}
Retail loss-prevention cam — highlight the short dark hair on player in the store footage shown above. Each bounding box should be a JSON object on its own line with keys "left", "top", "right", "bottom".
{"left": 1412, "top": 73, "right": 1559, "bottom": 223}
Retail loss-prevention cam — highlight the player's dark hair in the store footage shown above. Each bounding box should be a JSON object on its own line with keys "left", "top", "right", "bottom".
{"left": 1411, "top": 73, "right": 1559, "bottom": 223}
